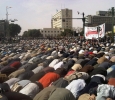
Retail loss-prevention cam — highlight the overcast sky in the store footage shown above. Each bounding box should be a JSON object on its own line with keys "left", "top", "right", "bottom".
{"left": 0, "top": 0, "right": 114, "bottom": 35}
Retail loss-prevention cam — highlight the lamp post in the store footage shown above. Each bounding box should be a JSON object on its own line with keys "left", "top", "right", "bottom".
{"left": 108, "top": 7, "right": 115, "bottom": 42}
{"left": 6, "top": 6, "right": 12, "bottom": 38}
{"left": 111, "top": 7, "right": 114, "bottom": 43}
{"left": 82, "top": 12, "right": 85, "bottom": 34}
{"left": 77, "top": 12, "right": 86, "bottom": 37}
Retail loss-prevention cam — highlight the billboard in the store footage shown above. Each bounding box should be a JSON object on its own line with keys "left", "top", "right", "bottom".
{"left": 84, "top": 23, "right": 105, "bottom": 39}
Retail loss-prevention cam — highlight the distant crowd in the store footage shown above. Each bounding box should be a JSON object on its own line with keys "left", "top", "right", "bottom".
{"left": 0, "top": 37, "right": 115, "bottom": 100}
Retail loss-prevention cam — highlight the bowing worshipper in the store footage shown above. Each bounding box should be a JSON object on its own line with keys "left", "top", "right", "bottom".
{"left": 89, "top": 67, "right": 107, "bottom": 77}
{"left": 75, "top": 59, "right": 84, "bottom": 65}
{"left": 23, "top": 62, "right": 38, "bottom": 71}
{"left": 93, "top": 63, "right": 100, "bottom": 69}
{"left": 51, "top": 77, "right": 68, "bottom": 88}
{"left": 38, "top": 68, "right": 67, "bottom": 88}
{"left": 70, "top": 64, "right": 82, "bottom": 71}
{"left": 87, "top": 52, "right": 95, "bottom": 60}
{"left": 17, "top": 70, "right": 34, "bottom": 80}
{"left": 53, "top": 60, "right": 64, "bottom": 70}
{"left": 0, "top": 94, "right": 8, "bottom": 100}
{"left": 42, "top": 57, "right": 53, "bottom": 68}
{"left": 62, "top": 58, "right": 75, "bottom": 71}
{"left": 10, "top": 80, "right": 31, "bottom": 92}
{"left": 48, "top": 58, "right": 60, "bottom": 68}
{"left": 109, "top": 56, "right": 115, "bottom": 66}
{"left": 0, "top": 83, "right": 10, "bottom": 100}
{"left": 31, "top": 57, "right": 43, "bottom": 64}
{"left": 4, "top": 78, "right": 20, "bottom": 88}
{"left": 97, "top": 56, "right": 109, "bottom": 64}
{"left": 0, "top": 60, "right": 8, "bottom": 66}
{"left": 48, "top": 88, "right": 76, "bottom": 100}
{"left": 21, "top": 52, "right": 31, "bottom": 61}
{"left": 0, "top": 60, "right": 21, "bottom": 76}
{"left": 95, "top": 84, "right": 115, "bottom": 100}
{"left": 65, "top": 71, "right": 89, "bottom": 83}
{"left": 32, "top": 66, "right": 44, "bottom": 74}
{"left": 66, "top": 79, "right": 86, "bottom": 99}
{"left": 79, "top": 65, "right": 94, "bottom": 74}
{"left": 0, "top": 73, "right": 8, "bottom": 83}
{"left": 19, "top": 82, "right": 40, "bottom": 99}
{"left": 45, "top": 55, "right": 53, "bottom": 60}
{"left": 16, "top": 62, "right": 39, "bottom": 80}
{"left": 28, "top": 57, "right": 38, "bottom": 64}
{"left": 79, "top": 59, "right": 90, "bottom": 67}
{"left": 33, "top": 86, "right": 57, "bottom": 100}
{"left": 29, "top": 66, "right": 54, "bottom": 82}
{"left": 1, "top": 55, "right": 9, "bottom": 62}
{"left": 20, "top": 60, "right": 28, "bottom": 66}
{"left": 78, "top": 93, "right": 95, "bottom": 100}
{"left": 3, "top": 92, "right": 32, "bottom": 100}
{"left": 8, "top": 68, "right": 25, "bottom": 79}
{"left": 42, "top": 66, "right": 55, "bottom": 73}
{"left": 40, "top": 54, "right": 49, "bottom": 60}
{"left": 0, "top": 83, "right": 11, "bottom": 93}
{"left": 82, "top": 78, "right": 115, "bottom": 100}
{"left": 106, "top": 70, "right": 115, "bottom": 81}
{"left": 96, "top": 51, "right": 105, "bottom": 58}
{"left": 107, "top": 65, "right": 115, "bottom": 74}
{"left": 51, "top": 71, "right": 89, "bottom": 88}
{"left": 98, "top": 61, "right": 111, "bottom": 70}
{"left": 85, "top": 57, "right": 98, "bottom": 66}
{"left": 81, "top": 73, "right": 106, "bottom": 94}
{"left": 7, "top": 57, "right": 21, "bottom": 66}
{"left": 108, "top": 78, "right": 115, "bottom": 87}
{"left": 50, "top": 49, "right": 58, "bottom": 57}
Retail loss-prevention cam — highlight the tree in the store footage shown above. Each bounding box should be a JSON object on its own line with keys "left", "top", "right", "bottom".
{"left": 23, "top": 31, "right": 28, "bottom": 37}
{"left": 9, "top": 23, "right": 21, "bottom": 37}
{"left": 60, "top": 29, "right": 73, "bottom": 37}
{"left": 22, "top": 29, "right": 42, "bottom": 37}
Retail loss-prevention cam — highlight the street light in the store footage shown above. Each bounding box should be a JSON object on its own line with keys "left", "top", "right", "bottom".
{"left": 82, "top": 12, "right": 85, "bottom": 34}
{"left": 6, "top": 6, "right": 12, "bottom": 38}
{"left": 111, "top": 7, "right": 114, "bottom": 43}
{"left": 77, "top": 12, "right": 86, "bottom": 36}
{"left": 6, "top": 6, "right": 12, "bottom": 21}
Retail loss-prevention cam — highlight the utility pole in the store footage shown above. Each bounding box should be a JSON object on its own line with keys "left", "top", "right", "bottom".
{"left": 82, "top": 12, "right": 85, "bottom": 35}
{"left": 6, "top": 6, "right": 12, "bottom": 38}
{"left": 111, "top": 7, "right": 114, "bottom": 43}
{"left": 97, "top": 26, "right": 101, "bottom": 43}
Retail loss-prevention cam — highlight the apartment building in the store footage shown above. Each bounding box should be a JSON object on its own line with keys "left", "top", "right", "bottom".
{"left": 51, "top": 8, "right": 72, "bottom": 29}
{"left": 85, "top": 11, "right": 115, "bottom": 32}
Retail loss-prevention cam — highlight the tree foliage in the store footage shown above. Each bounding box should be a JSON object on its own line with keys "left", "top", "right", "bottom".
{"left": 22, "top": 29, "right": 42, "bottom": 37}
{"left": 79, "top": 30, "right": 84, "bottom": 36}
{"left": 9, "top": 23, "right": 21, "bottom": 37}
{"left": 60, "top": 29, "right": 73, "bottom": 36}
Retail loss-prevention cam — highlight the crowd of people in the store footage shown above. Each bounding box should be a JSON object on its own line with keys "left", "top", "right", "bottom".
{"left": 0, "top": 37, "right": 115, "bottom": 100}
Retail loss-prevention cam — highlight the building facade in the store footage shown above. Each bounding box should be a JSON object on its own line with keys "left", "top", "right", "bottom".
{"left": 51, "top": 8, "right": 72, "bottom": 29}
{"left": 85, "top": 11, "right": 115, "bottom": 32}
{"left": 40, "top": 28, "right": 63, "bottom": 37}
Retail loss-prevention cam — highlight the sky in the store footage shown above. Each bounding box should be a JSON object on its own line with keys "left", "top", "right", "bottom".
{"left": 0, "top": 0, "right": 115, "bottom": 35}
